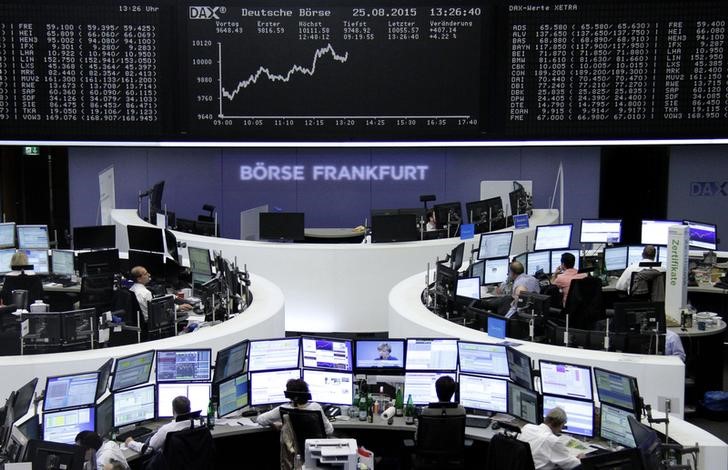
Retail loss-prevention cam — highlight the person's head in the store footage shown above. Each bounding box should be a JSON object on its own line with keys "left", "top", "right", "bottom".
{"left": 434, "top": 375, "right": 457, "bottom": 402}
{"left": 642, "top": 245, "right": 656, "bottom": 261}
{"left": 560, "top": 252, "right": 576, "bottom": 269}
{"left": 509, "top": 260, "right": 525, "bottom": 280}
{"left": 377, "top": 342, "right": 392, "bottom": 359}
{"left": 544, "top": 407, "right": 568, "bottom": 434}
{"left": 172, "top": 395, "right": 191, "bottom": 417}
{"left": 130, "top": 265, "right": 151, "bottom": 285}
{"left": 427, "top": 210, "right": 436, "bottom": 224}
{"left": 286, "top": 378, "right": 310, "bottom": 406}
{"left": 10, "top": 251, "right": 28, "bottom": 269}
{"left": 75, "top": 430, "right": 103, "bottom": 462}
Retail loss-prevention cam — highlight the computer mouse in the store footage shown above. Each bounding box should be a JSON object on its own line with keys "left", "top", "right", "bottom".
{"left": 491, "top": 421, "right": 501, "bottom": 430}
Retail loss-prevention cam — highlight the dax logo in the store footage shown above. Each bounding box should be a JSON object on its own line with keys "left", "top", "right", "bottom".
{"left": 690, "top": 181, "right": 727, "bottom": 196}
{"left": 189, "top": 6, "right": 224, "bottom": 19}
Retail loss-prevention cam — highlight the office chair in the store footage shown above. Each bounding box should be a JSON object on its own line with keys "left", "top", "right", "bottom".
{"left": 160, "top": 423, "right": 215, "bottom": 470}
{"left": 279, "top": 407, "right": 328, "bottom": 459}
{"left": 562, "top": 276, "right": 606, "bottom": 330}
{"left": 630, "top": 270, "right": 666, "bottom": 302}
{"left": 486, "top": 433, "right": 535, "bottom": 470}
{"left": 111, "top": 287, "right": 145, "bottom": 344}
{"left": 0, "top": 274, "right": 44, "bottom": 308}
{"left": 79, "top": 273, "right": 115, "bottom": 315}
{"left": 404, "top": 413, "right": 470, "bottom": 470}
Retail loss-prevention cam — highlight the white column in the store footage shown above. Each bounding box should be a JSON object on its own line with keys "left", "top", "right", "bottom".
{"left": 665, "top": 225, "right": 689, "bottom": 323}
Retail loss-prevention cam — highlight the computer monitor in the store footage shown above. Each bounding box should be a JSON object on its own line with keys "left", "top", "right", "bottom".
{"left": 599, "top": 404, "right": 636, "bottom": 448}
{"left": 684, "top": 220, "right": 718, "bottom": 251}
{"left": 580, "top": 447, "right": 643, "bottom": 470}
{"left": 603, "top": 246, "right": 628, "bottom": 272}
{"left": 249, "top": 369, "right": 301, "bottom": 406}
{"left": 128, "top": 250, "right": 165, "bottom": 280}
{"left": 542, "top": 394, "right": 594, "bottom": 438}
{"left": 0, "top": 248, "right": 15, "bottom": 274}
{"left": 248, "top": 338, "right": 301, "bottom": 372}
{"left": 509, "top": 187, "right": 529, "bottom": 216}
{"left": 61, "top": 308, "right": 95, "bottom": 343}
{"left": 213, "top": 340, "right": 249, "bottom": 384}
{"left": 301, "top": 336, "right": 353, "bottom": 372}
{"left": 111, "top": 350, "right": 155, "bottom": 392}
{"left": 113, "top": 384, "right": 156, "bottom": 428}
{"left": 156, "top": 349, "right": 212, "bottom": 383}
{"left": 371, "top": 214, "right": 418, "bottom": 243}
{"left": 539, "top": 360, "right": 593, "bottom": 400}
{"left": 628, "top": 414, "right": 662, "bottom": 470}
{"left": 147, "top": 295, "right": 176, "bottom": 331}
{"left": 551, "top": 250, "right": 580, "bottom": 272}
{"left": 51, "top": 250, "right": 75, "bottom": 276}
{"left": 12, "top": 378, "right": 38, "bottom": 423}
{"left": 17, "top": 225, "right": 49, "bottom": 249}
{"left": 216, "top": 374, "right": 249, "bottom": 417}
{"left": 459, "top": 374, "right": 507, "bottom": 413}
{"left": 526, "top": 250, "right": 551, "bottom": 276}
{"left": 22, "top": 312, "right": 62, "bottom": 345}
{"left": 613, "top": 302, "right": 667, "bottom": 334}
{"left": 188, "top": 246, "right": 212, "bottom": 276}
{"left": 484, "top": 257, "right": 509, "bottom": 285}
{"left": 477, "top": 232, "right": 513, "bottom": 260}
{"left": 404, "top": 372, "right": 456, "bottom": 405}
{"left": 0, "top": 222, "right": 15, "bottom": 248}
{"left": 42, "top": 406, "right": 95, "bottom": 444}
{"left": 127, "top": 225, "right": 165, "bottom": 253}
{"left": 76, "top": 249, "right": 119, "bottom": 276}
{"left": 95, "top": 395, "right": 113, "bottom": 439}
{"left": 450, "top": 242, "right": 465, "bottom": 271}
{"left": 656, "top": 245, "right": 667, "bottom": 264}
{"left": 302, "top": 369, "right": 354, "bottom": 406}
{"left": 96, "top": 359, "right": 113, "bottom": 400}
{"left": 627, "top": 245, "right": 646, "bottom": 267}
{"left": 488, "top": 315, "right": 507, "bottom": 339}
{"left": 580, "top": 219, "right": 622, "bottom": 244}
{"left": 506, "top": 347, "right": 533, "bottom": 390}
{"left": 433, "top": 202, "right": 462, "bottom": 229}
{"left": 435, "top": 264, "right": 457, "bottom": 300}
{"left": 157, "top": 383, "right": 211, "bottom": 418}
{"left": 259, "top": 212, "right": 305, "bottom": 242}
{"left": 73, "top": 225, "right": 116, "bottom": 251}
{"left": 23, "top": 249, "right": 49, "bottom": 274}
{"left": 147, "top": 181, "right": 165, "bottom": 224}
{"left": 26, "top": 439, "right": 85, "bottom": 470}
{"left": 354, "top": 339, "right": 405, "bottom": 373}
{"left": 593, "top": 367, "right": 640, "bottom": 414}
{"left": 455, "top": 277, "right": 480, "bottom": 301}
{"left": 405, "top": 338, "right": 458, "bottom": 371}
{"left": 466, "top": 197, "right": 504, "bottom": 225}
{"left": 534, "top": 224, "right": 573, "bottom": 251}
{"left": 469, "top": 260, "right": 485, "bottom": 285}
{"left": 641, "top": 220, "right": 680, "bottom": 246}
{"left": 457, "top": 342, "right": 508, "bottom": 376}
{"left": 507, "top": 381, "right": 540, "bottom": 424}
{"left": 44, "top": 372, "right": 99, "bottom": 412}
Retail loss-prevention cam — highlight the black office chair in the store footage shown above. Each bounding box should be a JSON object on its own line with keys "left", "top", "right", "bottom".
{"left": 630, "top": 270, "right": 666, "bottom": 302}
{"left": 80, "top": 273, "right": 115, "bottom": 315}
{"left": 111, "top": 288, "right": 146, "bottom": 344}
{"left": 562, "top": 276, "right": 606, "bottom": 330}
{"left": 161, "top": 423, "right": 215, "bottom": 470}
{"left": 279, "top": 407, "right": 328, "bottom": 458}
{"left": 404, "top": 413, "right": 469, "bottom": 470}
{"left": 0, "top": 274, "right": 44, "bottom": 308}
{"left": 486, "top": 433, "right": 535, "bottom": 470}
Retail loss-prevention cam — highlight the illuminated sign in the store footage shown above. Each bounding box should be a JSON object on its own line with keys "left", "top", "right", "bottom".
{"left": 240, "top": 162, "right": 429, "bottom": 182}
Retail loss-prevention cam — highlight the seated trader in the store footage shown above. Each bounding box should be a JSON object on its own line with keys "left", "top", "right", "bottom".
{"left": 426, "top": 210, "right": 438, "bottom": 231}
{"left": 551, "top": 252, "right": 586, "bottom": 307}
{"left": 615, "top": 245, "right": 664, "bottom": 294}
{"left": 75, "top": 431, "right": 129, "bottom": 470}
{"left": 125, "top": 396, "right": 194, "bottom": 454}
{"left": 518, "top": 407, "right": 583, "bottom": 470}
{"left": 483, "top": 261, "right": 540, "bottom": 316}
{"left": 421, "top": 376, "right": 465, "bottom": 417}
{"left": 665, "top": 329, "right": 686, "bottom": 362}
{"left": 256, "top": 378, "right": 334, "bottom": 436}
{"left": 129, "top": 266, "right": 192, "bottom": 321}
{"left": 0, "top": 252, "right": 44, "bottom": 307}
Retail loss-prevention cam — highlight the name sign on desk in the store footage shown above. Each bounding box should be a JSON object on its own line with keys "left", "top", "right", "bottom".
{"left": 460, "top": 224, "right": 475, "bottom": 240}
{"left": 20, "top": 320, "right": 29, "bottom": 337}
{"left": 514, "top": 214, "right": 529, "bottom": 229}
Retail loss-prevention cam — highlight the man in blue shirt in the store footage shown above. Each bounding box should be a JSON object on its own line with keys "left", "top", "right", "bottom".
{"left": 482, "top": 261, "right": 540, "bottom": 316}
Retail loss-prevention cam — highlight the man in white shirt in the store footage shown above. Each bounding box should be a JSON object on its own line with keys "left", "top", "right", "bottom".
{"left": 129, "top": 266, "right": 153, "bottom": 320}
{"left": 615, "top": 245, "right": 665, "bottom": 294}
{"left": 125, "top": 396, "right": 194, "bottom": 454}
{"left": 75, "top": 431, "right": 129, "bottom": 470}
{"left": 518, "top": 407, "right": 583, "bottom": 470}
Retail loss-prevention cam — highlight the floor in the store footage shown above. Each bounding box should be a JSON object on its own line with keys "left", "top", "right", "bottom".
{"left": 685, "top": 345, "right": 728, "bottom": 443}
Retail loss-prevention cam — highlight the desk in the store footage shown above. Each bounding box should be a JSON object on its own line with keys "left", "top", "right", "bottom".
{"left": 303, "top": 228, "right": 365, "bottom": 243}
{"left": 672, "top": 320, "right": 727, "bottom": 406}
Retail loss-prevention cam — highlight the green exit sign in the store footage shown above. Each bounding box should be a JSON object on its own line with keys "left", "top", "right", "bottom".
{"left": 23, "top": 146, "right": 40, "bottom": 156}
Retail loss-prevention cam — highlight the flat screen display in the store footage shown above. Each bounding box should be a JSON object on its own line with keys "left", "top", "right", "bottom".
{"left": 603, "top": 246, "right": 628, "bottom": 272}
{"left": 249, "top": 369, "right": 301, "bottom": 406}
{"left": 594, "top": 368, "right": 638, "bottom": 413}
{"left": 477, "top": 232, "right": 513, "bottom": 260}
{"left": 506, "top": 347, "right": 533, "bottom": 390}
{"left": 113, "top": 384, "right": 156, "bottom": 428}
{"left": 127, "top": 225, "right": 165, "bottom": 253}
{"left": 156, "top": 350, "right": 212, "bottom": 383}
{"left": 44, "top": 372, "right": 99, "bottom": 412}
{"left": 404, "top": 372, "right": 456, "bottom": 406}
{"left": 627, "top": 246, "right": 646, "bottom": 267}
{"left": 508, "top": 381, "right": 539, "bottom": 424}
{"left": 0, "top": 249, "right": 16, "bottom": 274}
{"left": 469, "top": 260, "right": 485, "bottom": 285}
{"left": 43, "top": 406, "right": 95, "bottom": 445}
{"left": 640, "top": 220, "right": 680, "bottom": 246}
{"left": 458, "top": 342, "right": 509, "bottom": 376}
{"left": 405, "top": 338, "right": 458, "bottom": 371}
{"left": 550, "top": 250, "right": 580, "bottom": 272}
{"left": 600, "top": 404, "right": 636, "bottom": 448}
{"left": 95, "top": 395, "right": 113, "bottom": 439}
{"left": 111, "top": 350, "right": 155, "bottom": 392}
{"left": 580, "top": 219, "right": 622, "bottom": 244}
{"left": 188, "top": 246, "right": 212, "bottom": 275}
{"left": 484, "top": 257, "right": 509, "bottom": 285}
{"left": 303, "top": 369, "right": 354, "bottom": 406}
{"left": 684, "top": 220, "right": 718, "bottom": 251}
{"left": 301, "top": 336, "right": 353, "bottom": 371}
{"left": 217, "top": 374, "right": 249, "bottom": 417}
{"left": 488, "top": 315, "right": 507, "bottom": 339}
{"left": 542, "top": 394, "right": 594, "bottom": 438}
{"left": 534, "top": 224, "right": 572, "bottom": 251}
{"left": 248, "top": 338, "right": 300, "bottom": 372}
{"left": 459, "top": 374, "right": 507, "bottom": 413}
{"left": 539, "top": 360, "right": 593, "bottom": 400}
{"left": 51, "top": 250, "right": 75, "bottom": 276}
{"left": 0, "top": 223, "right": 15, "bottom": 248}
{"left": 23, "top": 249, "right": 49, "bottom": 274}
{"left": 354, "top": 339, "right": 405, "bottom": 370}
{"left": 455, "top": 277, "right": 480, "bottom": 300}
{"left": 213, "top": 340, "right": 248, "bottom": 384}
{"left": 17, "top": 225, "right": 49, "bottom": 249}
{"left": 157, "top": 383, "right": 211, "bottom": 418}
{"left": 73, "top": 225, "right": 116, "bottom": 251}
{"left": 259, "top": 212, "right": 305, "bottom": 242}
{"left": 526, "top": 250, "right": 550, "bottom": 276}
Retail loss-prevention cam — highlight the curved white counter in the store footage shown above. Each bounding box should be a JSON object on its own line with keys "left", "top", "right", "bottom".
{"left": 112, "top": 208, "right": 559, "bottom": 332}
{"left": 0, "top": 273, "right": 284, "bottom": 401}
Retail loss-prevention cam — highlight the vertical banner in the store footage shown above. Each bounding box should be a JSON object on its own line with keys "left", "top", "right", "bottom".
{"left": 665, "top": 225, "right": 689, "bottom": 323}
{"left": 98, "top": 165, "right": 116, "bottom": 225}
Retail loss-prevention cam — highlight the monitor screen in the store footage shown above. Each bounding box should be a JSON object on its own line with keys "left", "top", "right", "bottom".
{"left": 188, "top": 246, "right": 212, "bottom": 275}
{"left": 51, "top": 250, "right": 75, "bottom": 276}
{"left": 23, "top": 249, "right": 49, "bottom": 274}
{"left": 656, "top": 245, "right": 666, "bottom": 264}
{"left": 640, "top": 220, "right": 680, "bottom": 246}
{"left": 27, "top": 440, "right": 85, "bottom": 470}
{"left": 17, "top": 225, "right": 49, "bottom": 249}
{"left": 128, "top": 250, "right": 165, "bottom": 280}
{"left": 450, "top": 242, "right": 465, "bottom": 271}
{"left": 466, "top": 197, "right": 503, "bottom": 225}
{"left": 539, "top": 360, "right": 593, "bottom": 400}
{"left": 44, "top": 372, "right": 99, "bottom": 412}
{"left": 0, "top": 222, "right": 15, "bottom": 248}
{"left": 684, "top": 220, "right": 718, "bottom": 251}
{"left": 370, "top": 214, "right": 418, "bottom": 243}
{"left": 458, "top": 342, "right": 509, "bottom": 376}
{"left": 551, "top": 250, "right": 580, "bottom": 272}
{"left": 484, "top": 257, "right": 509, "bottom": 285}
{"left": 111, "top": 350, "right": 155, "bottom": 392}
{"left": 127, "top": 225, "right": 165, "bottom": 253}
{"left": 580, "top": 219, "right": 622, "bottom": 244}
{"left": 594, "top": 368, "right": 639, "bottom": 413}
{"left": 404, "top": 372, "right": 456, "bottom": 406}
{"left": 354, "top": 339, "right": 405, "bottom": 370}
{"left": 301, "top": 337, "right": 353, "bottom": 372}
{"left": 157, "top": 383, "right": 211, "bottom": 418}
{"left": 13, "top": 378, "right": 38, "bottom": 422}
{"left": 506, "top": 347, "right": 533, "bottom": 390}
{"left": 96, "top": 359, "right": 113, "bottom": 400}
{"left": 95, "top": 395, "right": 113, "bottom": 439}
{"left": 459, "top": 374, "right": 507, "bottom": 413}
{"left": 249, "top": 369, "right": 301, "bottom": 406}
{"left": 0, "top": 248, "right": 15, "bottom": 274}
{"left": 488, "top": 315, "right": 507, "bottom": 339}
{"left": 76, "top": 248, "right": 119, "bottom": 275}
{"left": 469, "top": 260, "right": 485, "bottom": 285}
{"left": 613, "top": 302, "right": 667, "bottom": 335}
{"left": 248, "top": 338, "right": 301, "bottom": 372}
{"left": 303, "top": 369, "right": 354, "bottom": 406}
{"left": 156, "top": 350, "right": 212, "bottom": 383}
{"left": 477, "top": 232, "right": 513, "bottom": 260}
{"left": 147, "top": 295, "right": 176, "bottom": 330}
{"left": 508, "top": 381, "right": 539, "bottom": 424}
{"left": 603, "top": 246, "right": 628, "bottom": 272}
{"left": 433, "top": 202, "right": 462, "bottom": 229}
{"left": 455, "top": 277, "right": 480, "bottom": 300}
{"left": 113, "top": 384, "right": 156, "bottom": 428}
{"left": 73, "top": 225, "right": 116, "bottom": 251}
{"left": 405, "top": 338, "right": 458, "bottom": 371}
{"left": 526, "top": 251, "right": 551, "bottom": 276}
{"left": 542, "top": 395, "right": 594, "bottom": 438}
{"left": 627, "top": 245, "right": 646, "bottom": 267}
{"left": 259, "top": 212, "right": 305, "bottom": 242}
{"left": 42, "top": 406, "right": 95, "bottom": 445}
{"left": 213, "top": 340, "right": 249, "bottom": 384}
{"left": 217, "top": 374, "right": 249, "bottom": 417}
{"left": 534, "top": 224, "right": 572, "bottom": 251}
{"left": 600, "top": 404, "right": 636, "bottom": 448}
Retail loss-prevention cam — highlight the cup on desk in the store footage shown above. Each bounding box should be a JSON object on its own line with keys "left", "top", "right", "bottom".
{"left": 697, "top": 319, "right": 707, "bottom": 331}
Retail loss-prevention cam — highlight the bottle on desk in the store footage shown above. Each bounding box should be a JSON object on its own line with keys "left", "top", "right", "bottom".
{"left": 358, "top": 393, "right": 368, "bottom": 421}
{"left": 405, "top": 394, "right": 415, "bottom": 425}
{"left": 367, "top": 401, "right": 374, "bottom": 423}
{"left": 207, "top": 399, "right": 216, "bottom": 429}
{"left": 395, "top": 386, "right": 404, "bottom": 417}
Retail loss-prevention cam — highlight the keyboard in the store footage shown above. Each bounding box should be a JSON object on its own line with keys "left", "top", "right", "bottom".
{"left": 465, "top": 416, "right": 492, "bottom": 429}
{"left": 116, "top": 426, "right": 153, "bottom": 442}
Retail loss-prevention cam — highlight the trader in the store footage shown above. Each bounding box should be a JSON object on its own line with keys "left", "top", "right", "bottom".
{"left": 483, "top": 261, "right": 540, "bottom": 316}
{"left": 518, "top": 407, "right": 583, "bottom": 470}
{"left": 425, "top": 210, "right": 437, "bottom": 231}
{"left": 421, "top": 375, "right": 465, "bottom": 417}
{"left": 75, "top": 430, "right": 129, "bottom": 470}
{"left": 125, "top": 396, "right": 194, "bottom": 454}
{"left": 551, "top": 252, "right": 586, "bottom": 306}
{"left": 615, "top": 245, "right": 665, "bottom": 293}
{"left": 129, "top": 265, "right": 192, "bottom": 320}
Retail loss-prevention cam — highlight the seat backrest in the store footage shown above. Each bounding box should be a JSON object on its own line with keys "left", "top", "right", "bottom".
{"left": 112, "top": 288, "right": 141, "bottom": 324}
{"left": 1, "top": 274, "right": 44, "bottom": 307}
{"left": 416, "top": 413, "right": 466, "bottom": 458}
{"left": 80, "top": 274, "right": 115, "bottom": 312}
{"left": 486, "top": 433, "right": 536, "bottom": 470}
{"left": 279, "top": 407, "right": 327, "bottom": 456}
{"left": 563, "top": 276, "right": 605, "bottom": 329}
{"left": 630, "top": 270, "right": 666, "bottom": 302}
{"left": 161, "top": 424, "right": 215, "bottom": 470}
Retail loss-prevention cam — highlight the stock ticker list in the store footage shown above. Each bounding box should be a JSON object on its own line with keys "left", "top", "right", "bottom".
{"left": 0, "top": 3, "right": 163, "bottom": 138}
{"left": 504, "top": 1, "right": 728, "bottom": 138}
{"left": 185, "top": 4, "right": 484, "bottom": 138}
